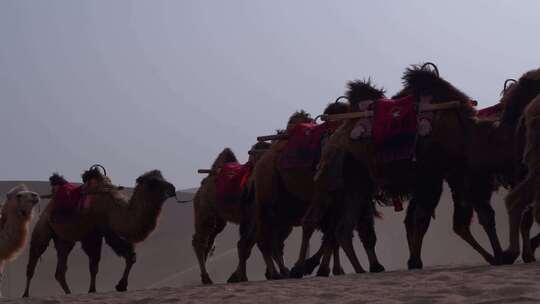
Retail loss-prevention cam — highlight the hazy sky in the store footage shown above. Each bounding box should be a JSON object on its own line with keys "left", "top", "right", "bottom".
{"left": 1, "top": 1, "right": 539, "bottom": 188}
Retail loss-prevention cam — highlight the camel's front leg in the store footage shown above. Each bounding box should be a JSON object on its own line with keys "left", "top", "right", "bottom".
{"left": 23, "top": 218, "right": 53, "bottom": 297}
{"left": 103, "top": 229, "right": 136, "bottom": 292}
{"left": 81, "top": 231, "right": 104, "bottom": 293}
{"left": 52, "top": 237, "right": 76, "bottom": 294}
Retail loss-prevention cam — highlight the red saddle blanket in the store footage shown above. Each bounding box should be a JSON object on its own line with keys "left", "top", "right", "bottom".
{"left": 51, "top": 183, "right": 83, "bottom": 211}
{"left": 477, "top": 103, "right": 501, "bottom": 119}
{"left": 216, "top": 162, "right": 252, "bottom": 203}
{"left": 372, "top": 96, "right": 418, "bottom": 161}
{"left": 280, "top": 123, "right": 329, "bottom": 169}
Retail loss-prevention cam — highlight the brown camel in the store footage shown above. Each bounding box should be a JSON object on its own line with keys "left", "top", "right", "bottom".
{"left": 298, "top": 63, "right": 521, "bottom": 273}
{"left": 501, "top": 68, "right": 540, "bottom": 263}
{"left": 291, "top": 79, "right": 406, "bottom": 276}
{"left": 23, "top": 169, "right": 176, "bottom": 297}
{"left": 232, "top": 93, "right": 389, "bottom": 282}
{"left": 0, "top": 185, "right": 40, "bottom": 296}
{"left": 192, "top": 141, "right": 270, "bottom": 285}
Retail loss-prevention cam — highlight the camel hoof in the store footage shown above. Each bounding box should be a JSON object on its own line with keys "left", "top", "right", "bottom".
{"left": 407, "top": 258, "right": 423, "bottom": 270}
{"left": 88, "top": 288, "right": 96, "bottom": 293}
{"left": 227, "top": 272, "right": 247, "bottom": 283}
{"left": 22, "top": 292, "right": 29, "bottom": 298}
{"left": 522, "top": 254, "right": 536, "bottom": 263}
{"left": 303, "top": 257, "right": 321, "bottom": 275}
{"left": 501, "top": 250, "right": 519, "bottom": 265}
{"left": 265, "top": 271, "right": 283, "bottom": 280}
{"left": 370, "top": 263, "right": 385, "bottom": 273}
{"left": 316, "top": 267, "right": 330, "bottom": 277}
{"left": 289, "top": 264, "right": 305, "bottom": 279}
{"left": 332, "top": 266, "right": 345, "bottom": 276}
{"left": 201, "top": 274, "right": 213, "bottom": 285}
{"left": 279, "top": 267, "right": 290, "bottom": 278}
{"left": 115, "top": 282, "right": 128, "bottom": 292}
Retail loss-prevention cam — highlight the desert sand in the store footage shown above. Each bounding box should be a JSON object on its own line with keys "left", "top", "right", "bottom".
{"left": 0, "top": 180, "right": 539, "bottom": 302}
{"left": 2, "top": 263, "right": 540, "bottom": 303}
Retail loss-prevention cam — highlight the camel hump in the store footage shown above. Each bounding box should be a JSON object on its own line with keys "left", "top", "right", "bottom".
{"left": 211, "top": 148, "right": 238, "bottom": 171}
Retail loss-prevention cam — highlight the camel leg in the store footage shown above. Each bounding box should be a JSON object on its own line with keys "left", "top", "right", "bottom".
{"left": 228, "top": 216, "right": 256, "bottom": 283}
{"left": 335, "top": 189, "right": 365, "bottom": 274}
{"left": 520, "top": 207, "right": 536, "bottom": 263}
{"left": 531, "top": 232, "right": 540, "bottom": 253}
{"left": 357, "top": 202, "right": 384, "bottom": 273}
{"left": 0, "top": 260, "right": 5, "bottom": 297}
{"left": 52, "top": 237, "right": 76, "bottom": 294}
{"left": 102, "top": 229, "right": 136, "bottom": 292}
{"left": 315, "top": 237, "right": 335, "bottom": 277}
{"left": 332, "top": 243, "right": 345, "bottom": 276}
{"left": 304, "top": 238, "right": 329, "bottom": 276}
{"left": 272, "top": 226, "right": 293, "bottom": 277}
{"left": 503, "top": 175, "right": 535, "bottom": 264}
{"left": 23, "top": 217, "right": 53, "bottom": 297}
{"left": 465, "top": 174, "right": 503, "bottom": 264}
{"left": 289, "top": 222, "right": 315, "bottom": 278}
{"left": 452, "top": 202, "right": 495, "bottom": 264}
{"left": 405, "top": 176, "right": 443, "bottom": 270}
{"left": 81, "top": 231, "right": 103, "bottom": 293}
{"left": 192, "top": 214, "right": 223, "bottom": 285}
{"left": 447, "top": 175, "right": 496, "bottom": 265}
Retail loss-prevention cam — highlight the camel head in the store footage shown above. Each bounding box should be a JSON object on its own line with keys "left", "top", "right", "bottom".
{"left": 500, "top": 67, "right": 540, "bottom": 126}
{"left": 2, "top": 185, "right": 40, "bottom": 221}
{"left": 134, "top": 170, "right": 176, "bottom": 206}
{"left": 346, "top": 79, "right": 386, "bottom": 110}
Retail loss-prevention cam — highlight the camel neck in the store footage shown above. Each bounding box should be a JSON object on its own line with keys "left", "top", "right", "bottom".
{"left": 110, "top": 189, "right": 162, "bottom": 243}
{"left": 0, "top": 215, "right": 30, "bottom": 260}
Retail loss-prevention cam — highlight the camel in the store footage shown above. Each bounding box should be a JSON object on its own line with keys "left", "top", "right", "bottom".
{"left": 231, "top": 94, "right": 389, "bottom": 282}
{"left": 500, "top": 69, "right": 540, "bottom": 263}
{"left": 297, "top": 63, "right": 524, "bottom": 273}
{"left": 23, "top": 169, "right": 176, "bottom": 297}
{"left": 192, "top": 141, "right": 270, "bottom": 285}
{"left": 0, "top": 185, "right": 40, "bottom": 296}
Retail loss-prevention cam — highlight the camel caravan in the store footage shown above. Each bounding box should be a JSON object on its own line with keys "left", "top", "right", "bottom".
{"left": 2, "top": 62, "right": 540, "bottom": 297}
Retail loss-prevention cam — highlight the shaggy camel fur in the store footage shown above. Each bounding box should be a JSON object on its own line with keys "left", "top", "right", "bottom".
{"left": 0, "top": 185, "right": 40, "bottom": 296}
{"left": 503, "top": 70, "right": 540, "bottom": 263}
{"left": 23, "top": 169, "right": 176, "bottom": 297}
{"left": 235, "top": 97, "right": 388, "bottom": 282}
{"left": 291, "top": 80, "right": 397, "bottom": 276}
{"left": 298, "top": 64, "right": 523, "bottom": 273}
{"left": 192, "top": 142, "right": 270, "bottom": 285}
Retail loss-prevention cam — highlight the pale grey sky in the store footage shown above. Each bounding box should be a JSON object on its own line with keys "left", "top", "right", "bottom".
{"left": 1, "top": 0, "right": 539, "bottom": 188}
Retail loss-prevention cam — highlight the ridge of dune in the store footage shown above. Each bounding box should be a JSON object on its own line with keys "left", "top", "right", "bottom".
{"left": 4, "top": 263, "right": 540, "bottom": 304}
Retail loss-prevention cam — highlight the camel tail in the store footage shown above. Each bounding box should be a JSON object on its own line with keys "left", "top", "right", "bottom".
{"left": 506, "top": 175, "right": 536, "bottom": 213}
{"left": 210, "top": 148, "right": 238, "bottom": 171}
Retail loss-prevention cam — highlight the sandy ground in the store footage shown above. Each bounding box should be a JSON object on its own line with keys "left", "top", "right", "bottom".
{"left": 3, "top": 262, "right": 540, "bottom": 304}
{"left": 1, "top": 181, "right": 540, "bottom": 302}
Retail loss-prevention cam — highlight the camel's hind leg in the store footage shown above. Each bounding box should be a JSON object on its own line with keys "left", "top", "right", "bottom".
{"left": 192, "top": 215, "right": 226, "bottom": 285}
{"left": 332, "top": 243, "right": 345, "bottom": 276}
{"left": 335, "top": 189, "right": 366, "bottom": 274}
{"left": 52, "top": 237, "right": 76, "bottom": 294}
{"left": 102, "top": 229, "right": 136, "bottom": 292}
{"left": 272, "top": 225, "right": 293, "bottom": 277}
{"left": 228, "top": 221, "right": 256, "bottom": 283}
{"left": 520, "top": 207, "right": 536, "bottom": 263}
{"left": 405, "top": 175, "right": 443, "bottom": 270}
{"left": 23, "top": 217, "right": 54, "bottom": 297}
{"left": 81, "top": 231, "right": 104, "bottom": 293}
{"left": 447, "top": 175, "right": 496, "bottom": 265}
{"left": 357, "top": 202, "right": 384, "bottom": 273}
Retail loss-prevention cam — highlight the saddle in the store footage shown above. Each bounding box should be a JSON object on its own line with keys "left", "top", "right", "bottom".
{"left": 215, "top": 162, "right": 253, "bottom": 204}
{"left": 280, "top": 122, "right": 331, "bottom": 170}
{"left": 477, "top": 103, "right": 502, "bottom": 120}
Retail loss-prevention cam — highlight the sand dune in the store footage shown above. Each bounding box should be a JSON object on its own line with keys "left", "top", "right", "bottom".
{"left": 0, "top": 180, "right": 538, "bottom": 299}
